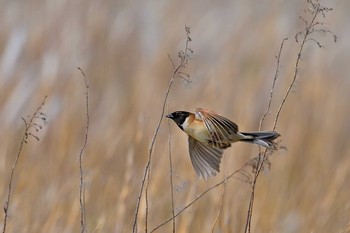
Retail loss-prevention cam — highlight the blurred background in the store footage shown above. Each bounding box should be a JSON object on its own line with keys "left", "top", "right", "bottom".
{"left": 0, "top": 0, "right": 349, "bottom": 232}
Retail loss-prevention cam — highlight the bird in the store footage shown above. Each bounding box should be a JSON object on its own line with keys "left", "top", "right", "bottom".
{"left": 166, "top": 108, "right": 280, "bottom": 179}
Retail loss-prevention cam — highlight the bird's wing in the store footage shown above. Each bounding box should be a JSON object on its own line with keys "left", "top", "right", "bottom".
{"left": 188, "top": 136, "right": 223, "bottom": 179}
{"left": 195, "top": 108, "right": 239, "bottom": 148}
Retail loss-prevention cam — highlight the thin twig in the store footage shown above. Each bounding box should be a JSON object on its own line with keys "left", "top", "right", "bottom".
{"left": 245, "top": 1, "right": 335, "bottom": 232}
{"left": 244, "top": 154, "right": 265, "bottom": 233}
{"left": 132, "top": 26, "right": 192, "bottom": 233}
{"left": 2, "top": 96, "right": 47, "bottom": 233}
{"left": 244, "top": 38, "right": 288, "bottom": 233}
{"left": 145, "top": 28, "right": 191, "bottom": 232}
{"left": 167, "top": 114, "right": 176, "bottom": 233}
{"left": 211, "top": 176, "right": 227, "bottom": 233}
{"left": 151, "top": 160, "right": 252, "bottom": 232}
{"left": 259, "top": 38, "right": 288, "bottom": 131}
{"left": 77, "top": 67, "right": 90, "bottom": 233}
{"left": 274, "top": 0, "right": 331, "bottom": 130}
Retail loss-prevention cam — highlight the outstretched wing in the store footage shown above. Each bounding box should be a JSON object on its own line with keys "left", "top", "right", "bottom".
{"left": 195, "top": 108, "right": 239, "bottom": 148}
{"left": 188, "top": 136, "right": 223, "bottom": 179}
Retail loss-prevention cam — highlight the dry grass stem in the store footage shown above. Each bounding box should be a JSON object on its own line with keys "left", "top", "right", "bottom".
{"left": 243, "top": 37, "right": 288, "bottom": 233}
{"left": 132, "top": 26, "right": 192, "bottom": 233}
{"left": 77, "top": 67, "right": 90, "bottom": 233}
{"left": 2, "top": 96, "right": 47, "bottom": 233}
{"left": 274, "top": 0, "right": 335, "bottom": 130}
{"left": 259, "top": 38, "right": 288, "bottom": 131}
{"left": 211, "top": 177, "right": 226, "bottom": 233}
{"left": 245, "top": 1, "right": 336, "bottom": 232}
{"left": 167, "top": 116, "right": 176, "bottom": 233}
{"left": 151, "top": 161, "right": 252, "bottom": 232}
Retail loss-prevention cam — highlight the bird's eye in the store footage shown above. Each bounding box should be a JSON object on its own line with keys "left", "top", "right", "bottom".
{"left": 173, "top": 112, "right": 179, "bottom": 117}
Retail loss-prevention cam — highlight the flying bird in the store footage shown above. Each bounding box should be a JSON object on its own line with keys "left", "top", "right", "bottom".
{"left": 166, "top": 108, "right": 280, "bottom": 179}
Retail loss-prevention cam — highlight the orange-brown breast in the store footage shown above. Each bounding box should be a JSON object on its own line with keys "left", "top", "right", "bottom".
{"left": 182, "top": 114, "right": 210, "bottom": 144}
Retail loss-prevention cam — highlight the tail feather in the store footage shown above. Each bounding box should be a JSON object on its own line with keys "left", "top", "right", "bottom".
{"left": 240, "top": 131, "right": 280, "bottom": 149}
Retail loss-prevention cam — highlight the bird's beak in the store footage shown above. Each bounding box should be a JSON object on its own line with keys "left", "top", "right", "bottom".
{"left": 166, "top": 114, "right": 173, "bottom": 119}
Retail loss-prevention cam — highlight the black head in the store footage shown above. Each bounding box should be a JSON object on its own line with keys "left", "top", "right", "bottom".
{"left": 166, "top": 111, "right": 190, "bottom": 130}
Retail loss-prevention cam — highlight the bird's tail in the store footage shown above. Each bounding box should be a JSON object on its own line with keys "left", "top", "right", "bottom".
{"left": 240, "top": 131, "right": 280, "bottom": 149}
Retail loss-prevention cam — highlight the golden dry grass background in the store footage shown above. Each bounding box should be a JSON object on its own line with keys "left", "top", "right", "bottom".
{"left": 0, "top": 0, "right": 350, "bottom": 232}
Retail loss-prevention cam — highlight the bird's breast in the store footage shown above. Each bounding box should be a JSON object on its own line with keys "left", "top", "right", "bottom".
{"left": 183, "top": 120, "right": 210, "bottom": 144}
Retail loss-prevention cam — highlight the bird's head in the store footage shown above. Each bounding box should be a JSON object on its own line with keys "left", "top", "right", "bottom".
{"left": 166, "top": 111, "right": 190, "bottom": 130}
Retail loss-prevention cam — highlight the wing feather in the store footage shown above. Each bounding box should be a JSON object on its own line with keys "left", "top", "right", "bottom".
{"left": 196, "top": 108, "right": 239, "bottom": 147}
{"left": 188, "top": 136, "right": 223, "bottom": 179}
